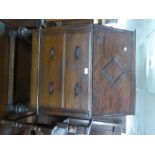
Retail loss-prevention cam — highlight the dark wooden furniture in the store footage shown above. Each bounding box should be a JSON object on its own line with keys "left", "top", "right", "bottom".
{"left": 0, "top": 19, "right": 40, "bottom": 28}
{"left": 30, "top": 24, "right": 135, "bottom": 119}
{"left": 0, "top": 27, "right": 32, "bottom": 116}
{"left": 0, "top": 30, "right": 10, "bottom": 117}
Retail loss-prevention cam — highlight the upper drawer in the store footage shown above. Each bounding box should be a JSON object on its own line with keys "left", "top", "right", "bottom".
{"left": 39, "top": 33, "right": 64, "bottom": 109}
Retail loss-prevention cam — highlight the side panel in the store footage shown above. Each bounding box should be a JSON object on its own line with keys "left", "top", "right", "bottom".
{"left": 39, "top": 33, "right": 63, "bottom": 109}
{"left": 65, "top": 31, "right": 91, "bottom": 113}
{"left": 13, "top": 39, "right": 32, "bottom": 104}
{"left": 93, "top": 28, "right": 135, "bottom": 116}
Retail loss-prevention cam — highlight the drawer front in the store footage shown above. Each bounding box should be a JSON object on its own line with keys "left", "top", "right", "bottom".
{"left": 39, "top": 33, "right": 63, "bottom": 109}
{"left": 65, "top": 32, "right": 91, "bottom": 112}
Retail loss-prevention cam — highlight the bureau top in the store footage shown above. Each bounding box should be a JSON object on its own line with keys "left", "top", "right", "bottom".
{"left": 33, "top": 24, "right": 135, "bottom": 34}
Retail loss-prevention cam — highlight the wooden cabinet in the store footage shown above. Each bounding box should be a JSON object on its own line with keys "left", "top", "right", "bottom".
{"left": 30, "top": 24, "right": 135, "bottom": 119}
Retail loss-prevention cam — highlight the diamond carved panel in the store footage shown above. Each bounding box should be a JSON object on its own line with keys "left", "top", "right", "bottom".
{"left": 101, "top": 58, "right": 125, "bottom": 85}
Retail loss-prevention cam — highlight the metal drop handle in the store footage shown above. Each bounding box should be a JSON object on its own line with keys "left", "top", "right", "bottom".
{"left": 74, "top": 46, "right": 80, "bottom": 60}
{"left": 74, "top": 83, "right": 81, "bottom": 96}
{"left": 48, "top": 82, "right": 54, "bottom": 94}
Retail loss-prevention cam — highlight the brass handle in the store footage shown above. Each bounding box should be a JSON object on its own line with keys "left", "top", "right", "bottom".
{"left": 48, "top": 82, "right": 54, "bottom": 94}
{"left": 50, "top": 48, "right": 55, "bottom": 59}
{"left": 74, "top": 83, "right": 81, "bottom": 96}
{"left": 74, "top": 46, "right": 80, "bottom": 60}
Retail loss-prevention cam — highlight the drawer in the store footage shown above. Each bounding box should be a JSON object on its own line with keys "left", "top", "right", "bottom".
{"left": 64, "top": 32, "right": 91, "bottom": 112}
{"left": 39, "top": 33, "right": 63, "bottom": 109}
